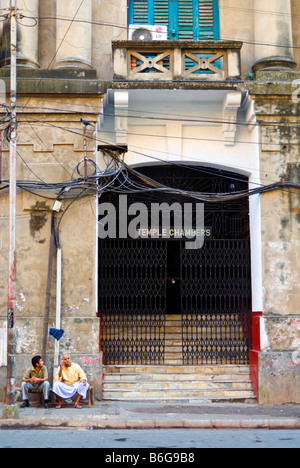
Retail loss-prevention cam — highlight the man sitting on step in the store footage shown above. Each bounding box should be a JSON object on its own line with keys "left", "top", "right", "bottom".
{"left": 20, "top": 355, "right": 51, "bottom": 409}
{"left": 52, "top": 353, "right": 89, "bottom": 409}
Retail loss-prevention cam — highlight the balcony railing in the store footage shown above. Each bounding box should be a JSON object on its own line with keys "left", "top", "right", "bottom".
{"left": 113, "top": 40, "right": 243, "bottom": 82}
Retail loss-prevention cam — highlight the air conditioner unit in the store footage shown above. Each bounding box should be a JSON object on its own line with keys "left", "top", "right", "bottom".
{"left": 128, "top": 24, "right": 168, "bottom": 41}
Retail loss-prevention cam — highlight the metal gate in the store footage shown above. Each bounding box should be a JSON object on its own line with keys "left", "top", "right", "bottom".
{"left": 99, "top": 239, "right": 167, "bottom": 365}
{"left": 181, "top": 239, "right": 252, "bottom": 365}
{"left": 99, "top": 165, "right": 252, "bottom": 366}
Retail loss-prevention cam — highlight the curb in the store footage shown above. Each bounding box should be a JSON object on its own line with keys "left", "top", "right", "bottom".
{"left": 1, "top": 418, "right": 300, "bottom": 430}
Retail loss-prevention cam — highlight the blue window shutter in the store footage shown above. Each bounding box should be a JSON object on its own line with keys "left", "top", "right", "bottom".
{"left": 178, "top": 0, "right": 194, "bottom": 40}
{"left": 148, "top": 0, "right": 155, "bottom": 24}
{"left": 213, "top": 0, "right": 220, "bottom": 40}
{"left": 199, "top": 0, "right": 219, "bottom": 40}
{"left": 129, "top": 0, "right": 149, "bottom": 24}
{"left": 193, "top": 0, "right": 200, "bottom": 40}
{"left": 169, "top": 0, "right": 178, "bottom": 39}
{"left": 154, "top": 0, "right": 169, "bottom": 26}
{"left": 129, "top": 0, "right": 220, "bottom": 39}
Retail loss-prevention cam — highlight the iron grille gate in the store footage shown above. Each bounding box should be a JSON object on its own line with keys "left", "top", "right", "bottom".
{"left": 181, "top": 240, "right": 252, "bottom": 365}
{"left": 99, "top": 239, "right": 167, "bottom": 365}
{"left": 99, "top": 165, "right": 252, "bottom": 366}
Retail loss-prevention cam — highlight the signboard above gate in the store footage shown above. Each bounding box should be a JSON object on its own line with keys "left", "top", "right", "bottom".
{"left": 136, "top": 227, "right": 212, "bottom": 240}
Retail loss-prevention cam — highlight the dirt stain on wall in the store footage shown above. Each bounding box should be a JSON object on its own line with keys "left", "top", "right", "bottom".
{"left": 29, "top": 201, "right": 50, "bottom": 242}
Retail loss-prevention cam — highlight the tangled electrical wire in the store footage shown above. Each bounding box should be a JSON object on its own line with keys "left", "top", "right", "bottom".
{"left": 0, "top": 108, "right": 300, "bottom": 243}
{"left": 0, "top": 107, "right": 11, "bottom": 141}
{"left": 1, "top": 131, "right": 300, "bottom": 247}
{"left": 0, "top": 13, "right": 37, "bottom": 26}
{"left": 1, "top": 147, "right": 299, "bottom": 204}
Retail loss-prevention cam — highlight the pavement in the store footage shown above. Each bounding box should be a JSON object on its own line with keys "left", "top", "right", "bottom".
{"left": 1, "top": 400, "right": 300, "bottom": 430}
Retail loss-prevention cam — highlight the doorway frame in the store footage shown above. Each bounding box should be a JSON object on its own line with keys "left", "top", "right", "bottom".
{"left": 97, "top": 162, "right": 263, "bottom": 369}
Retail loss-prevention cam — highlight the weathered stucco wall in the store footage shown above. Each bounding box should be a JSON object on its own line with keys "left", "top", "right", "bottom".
{"left": 0, "top": 92, "right": 103, "bottom": 398}
{"left": 247, "top": 74, "right": 300, "bottom": 404}
{"left": 0, "top": 1, "right": 300, "bottom": 406}
{"left": 37, "top": 0, "right": 128, "bottom": 79}
{"left": 21, "top": 0, "right": 300, "bottom": 79}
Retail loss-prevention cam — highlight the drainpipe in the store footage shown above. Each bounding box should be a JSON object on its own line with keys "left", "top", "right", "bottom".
{"left": 42, "top": 214, "right": 55, "bottom": 361}
{"left": 53, "top": 241, "right": 62, "bottom": 382}
{"left": 42, "top": 199, "right": 63, "bottom": 382}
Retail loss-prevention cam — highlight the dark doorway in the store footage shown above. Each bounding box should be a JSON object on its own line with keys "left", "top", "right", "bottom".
{"left": 166, "top": 242, "right": 181, "bottom": 315}
{"left": 98, "top": 165, "right": 252, "bottom": 365}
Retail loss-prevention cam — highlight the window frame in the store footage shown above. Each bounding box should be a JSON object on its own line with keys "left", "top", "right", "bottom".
{"left": 128, "top": 0, "right": 220, "bottom": 41}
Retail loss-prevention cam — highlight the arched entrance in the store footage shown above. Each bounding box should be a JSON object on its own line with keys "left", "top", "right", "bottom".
{"left": 98, "top": 165, "right": 252, "bottom": 366}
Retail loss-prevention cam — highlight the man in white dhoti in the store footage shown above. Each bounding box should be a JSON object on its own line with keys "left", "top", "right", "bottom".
{"left": 52, "top": 354, "right": 89, "bottom": 409}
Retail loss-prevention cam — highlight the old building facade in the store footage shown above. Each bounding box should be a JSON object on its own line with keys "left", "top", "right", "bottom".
{"left": 0, "top": 0, "right": 299, "bottom": 404}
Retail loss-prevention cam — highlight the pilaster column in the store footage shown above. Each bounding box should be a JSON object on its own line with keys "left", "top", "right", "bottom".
{"left": 253, "top": 0, "right": 296, "bottom": 71}
{"left": 114, "top": 90, "right": 129, "bottom": 144}
{"left": 55, "top": 0, "right": 92, "bottom": 69}
{"left": 0, "top": 0, "right": 39, "bottom": 68}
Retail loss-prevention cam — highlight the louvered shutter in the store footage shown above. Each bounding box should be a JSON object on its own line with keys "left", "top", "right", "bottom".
{"left": 131, "top": 0, "right": 149, "bottom": 24}
{"left": 129, "top": 0, "right": 219, "bottom": 40}
{"left": 178, "top": 0, "right": 194, "bottom": 40}
{"left": 154, "top": 0, "right": 169, "bottom": 25}
{"left": 199, "top": 0, "right": 215, "bottom": 39}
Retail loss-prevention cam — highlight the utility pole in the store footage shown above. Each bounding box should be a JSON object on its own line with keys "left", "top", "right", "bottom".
{"left": 3, "top": 0, "right": 18, "bottom": 419}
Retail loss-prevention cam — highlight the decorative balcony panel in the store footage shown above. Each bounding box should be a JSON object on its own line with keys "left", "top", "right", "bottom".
{"left": 113, "top": 40, "right": 243, "bottom": 82}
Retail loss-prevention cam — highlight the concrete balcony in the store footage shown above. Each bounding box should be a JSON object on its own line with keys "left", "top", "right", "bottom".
{"left": 113, "top": 40, "right": 243, "bottom": 82}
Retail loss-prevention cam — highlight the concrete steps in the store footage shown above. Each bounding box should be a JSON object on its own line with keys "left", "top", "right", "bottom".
{"left": 165, "top": 315, "right": 182, "bottom": 365}
{"left": 163, "top": 314, "right": 246, "bottom": 365}
{"left": 102, "top": 315, "right": 255, "bottom": 403}
{"left": 103, "top": 365, "right": 256, "bottom": 403}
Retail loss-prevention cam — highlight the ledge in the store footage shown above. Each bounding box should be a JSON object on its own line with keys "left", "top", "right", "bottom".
{"left": 111, "top": 80, "right": 243, "bottom": 90}
{"left": 112, "top": 40, "right": 243, "bottom": 50}
{"left": 0, "top": 67, "right": 108, "bottom": 95}
{"left": 0, "top": 66, "right": 98, "bottom": 80}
